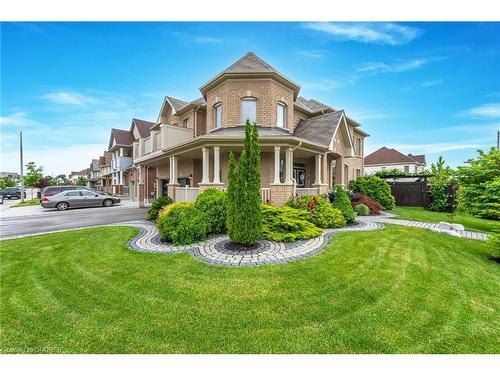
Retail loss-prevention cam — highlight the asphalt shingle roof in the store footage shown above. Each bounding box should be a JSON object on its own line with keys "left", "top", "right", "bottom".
{"left": 224, "top": 52, "right": 277, "bottom": 73}
{"left": 132, "top": 118, "right": 156, "bottom": 138}
{"left": 408, "top": 153, "right": 427, "bottom": 165}
{"left": 111, "top": 128, "right": 135, "bottom": 146}
{"left": 165, "top": 96, "right": 189, "bottom": 112}
{"left": 293, "top": 111, "right": 344, "bottom": 147}
{"left": 365, "top": 147, "right": 425, "bottom": 165}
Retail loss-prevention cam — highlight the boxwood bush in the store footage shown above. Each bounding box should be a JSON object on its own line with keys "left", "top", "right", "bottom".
{"left": 261, "top": 205, "right": 323, "bottom": 242}
{"left": 156, "top": 202, "right": 209, "bottom": 245}
{"left": 194, "top": 189, "right": 227, "bottom": 234}
{"left": 147, "top": 195, "right": 173, "bottom": 220}
{"left": 349, "top": 176, "right": 395, "bottom": 210}
{"left": 332, "top": 186, "right": 356, "bottom": 223}
{"left": 354, "top": 204, "right": 370, "bottom": 216}
{"left": 287, "top": 195, "right": 346, "bottom": 228}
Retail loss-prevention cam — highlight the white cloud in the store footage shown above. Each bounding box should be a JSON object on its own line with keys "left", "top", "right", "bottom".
{"left": 0, "top": 143, "right": 106, "bottom": 176}
{"left": 422, "top": 79, "right": 443, "bottom": 87}
{"left": 357, "top": 58, "right": 428, "bottom": 74}
{"left": 294, "top": 50, "right": 326, "bottom": 59}
{"left": 42, "top": 92, "right": 96, "bottom": 105}
{"left": 192, "top": 36, "right": 222, "bottom": 44}
{"left": 460, "top": 103, "right": 500, "bottom": 118}
{"left": 0, "top": 112, "right": 28, "bottom": 126}
{"left": 303, "top": 22, "right": 423, "bottom": 46}
{"left": 386, "top": 142, "right": 486, "bottom": 154}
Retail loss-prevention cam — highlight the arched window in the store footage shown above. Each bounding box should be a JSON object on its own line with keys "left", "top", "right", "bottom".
{"left": 277, "top": 102, "right": 286, "bottom": 127}
{"left": 213, "top": 103, "right": 222, "bottom": 129}
{"left": 241, "top": 97, "right": 256, "bottom": 124}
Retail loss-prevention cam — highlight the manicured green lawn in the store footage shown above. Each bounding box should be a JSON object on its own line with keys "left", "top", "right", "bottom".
{"left": 1, "top": 225, "right": 499, "bottom": 354}
{"left": 392, "top": 206, "right": 500, "bottom": 234}
{"left": 12, "top": 198, "right": 40, "bottom": 208}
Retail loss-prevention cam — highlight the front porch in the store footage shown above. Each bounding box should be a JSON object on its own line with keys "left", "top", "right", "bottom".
{"left": 136, "top": 140, "right": 352, "bottom": 206}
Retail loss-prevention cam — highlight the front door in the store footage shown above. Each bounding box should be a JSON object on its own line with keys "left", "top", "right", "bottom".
{"left": 293, "top": 167, "right": 306, "bottom": 188}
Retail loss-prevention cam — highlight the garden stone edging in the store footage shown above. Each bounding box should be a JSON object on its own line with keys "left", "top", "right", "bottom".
{"left": 115, "top": 220, "right": 384, "bottom": 267}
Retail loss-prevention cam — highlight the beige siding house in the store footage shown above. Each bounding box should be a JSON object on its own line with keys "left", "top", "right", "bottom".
{"left": 129, "top": 52, "right": 369, "bottom": 205}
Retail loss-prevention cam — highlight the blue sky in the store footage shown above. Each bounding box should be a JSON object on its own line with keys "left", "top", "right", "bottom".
{"left": 1, "top": 22, "right": 499, "bottom": 175}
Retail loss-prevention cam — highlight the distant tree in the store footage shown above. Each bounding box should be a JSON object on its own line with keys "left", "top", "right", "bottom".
{"left": 35, "top": 177, "right": 53, "bottom": 190}
{"left": 0, "top": 176, "right": 16, "bottom": 189}
{"left": 23, "top": 162, "right": 44, "bottom": 197}
{"left": 428, "top": 156, "right": 455, "bottom": 212}
{"left": 76, "top": 176, "right": 87, "bottom": 186}
{"left": 54, "top": 174, "right": 70, "bottom": 185}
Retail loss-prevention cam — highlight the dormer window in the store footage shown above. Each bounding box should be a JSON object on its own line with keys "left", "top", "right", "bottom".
{"left": 214, "top": 103, "right": 222, "bottom": 128}
{"left": 241, "top": 97, "right": 256, "bottom": 124}
{"left": 277, "top": 102, "right": 286, "bottom": 127}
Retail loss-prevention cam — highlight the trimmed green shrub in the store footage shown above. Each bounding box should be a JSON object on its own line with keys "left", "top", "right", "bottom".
{"left": 286, "top": 195, "right": 346, "bottom": 228}
{"left": 156, "top": 202, "right": 209, "bottom": 245}
{"left": 349, "top": 176, "right": 395, "bottom": 210}
{"left": 227, "top": 120, "right": 262, "bottom": 244}
{"left": 147, "top": 195, "right": 173, "bottom": 220}
{"left": 195, "top": 188, "right": 227, "bottom": 234}
{"left": 485, "top": 233, "right": 500, "bottom": 259}
{"left": 261, "top": 204, "right": 323, "bottom": 242}
{"left": 354, "top": 204, "right": 369, "bottom": 216}
{"left": 351, "top": 193, "right": 384, "bottom": 215}
{"left": 332, "top": 186, "right": 356, "bottom": 223}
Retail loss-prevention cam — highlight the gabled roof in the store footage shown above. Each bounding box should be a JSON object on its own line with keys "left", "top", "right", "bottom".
{"left": 108, "top": 128, "right": 134, "bottom": 150}
{"left": 165, "top": 96, "right": 189, "bottom": 112}
{"left": 176, "top": 97, "right": 208, "bottom": 115}
{"left": 408, "top": 153, "right": 427, "bottom": 165}
{"left": 293, "top": 111, "right": 345, "bottom": 148}
{"left": 200, "top": 52, "right": 301, "bottom": 99}
{"left": 365, "top": 147, "right": 423, "bottom": 165}
{"left": 132, "top": 118, "right": 155, "bottom": 138}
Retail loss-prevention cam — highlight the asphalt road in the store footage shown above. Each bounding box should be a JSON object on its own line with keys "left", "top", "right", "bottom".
{"left": 0, "top": 206, "right": 148, "bottom": 239}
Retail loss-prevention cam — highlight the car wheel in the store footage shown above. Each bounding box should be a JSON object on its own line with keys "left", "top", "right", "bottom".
{"left": 56, "top": 202, "right": 69, "bottom": 211}
{"left": 103, "top": 199, "right": 113, "bottom": 207}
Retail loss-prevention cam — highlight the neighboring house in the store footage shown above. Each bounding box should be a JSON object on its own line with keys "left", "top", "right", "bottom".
{"left": 131, "top": 52, "right": 368, "bottom": 205}
{"left": 0, "top": 172, "right": 20, "bottom": 180}
{"left": 107, "top": 118, "right": 156, "bottom": 198}
{"left": 69, "top": 168, "right": 90, "bottom": 184}
{"left": 98, "top": 152, "right": 113, "bottom": 193}
{"left": 364, "top": 147, "right": 426, "bottom": 175}
{"left": 87, "top": 159, "right": 101, "bottom": 188}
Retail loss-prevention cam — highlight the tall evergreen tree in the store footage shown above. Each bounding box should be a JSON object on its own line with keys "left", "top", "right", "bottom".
{"left": 228, "top": 120, "right": 262, "bottom": 245}
{"left": 226, "top": 152, "right": 237, "bottom": 238}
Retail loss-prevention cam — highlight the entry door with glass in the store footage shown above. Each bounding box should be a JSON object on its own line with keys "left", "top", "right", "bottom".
{"left": 293, "top": 167, "right": 306, "bottom": 188}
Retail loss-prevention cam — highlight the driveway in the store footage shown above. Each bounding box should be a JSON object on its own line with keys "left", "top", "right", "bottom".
{"left": 0, "top": 202, "right": 148, "bottom": 239}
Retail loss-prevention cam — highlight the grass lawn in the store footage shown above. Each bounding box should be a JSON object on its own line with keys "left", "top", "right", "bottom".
{"left": 1, "top": 225, "right": 499, "bottom": 354}
{"left": 392, "top": 206, "right": 500, "bottom": 234}
{"left": 11, "top": 198, "right": 40, "bottom": 208}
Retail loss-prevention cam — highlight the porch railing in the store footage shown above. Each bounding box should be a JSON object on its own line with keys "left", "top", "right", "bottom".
{"left": 175, "top": 186, "right": 200, "bottom": 202}
{"left": 260, "top": 188, "right": 271, "bottom": 204}
{"left": 295, "top": 188, "right": 318, "bottom": 196}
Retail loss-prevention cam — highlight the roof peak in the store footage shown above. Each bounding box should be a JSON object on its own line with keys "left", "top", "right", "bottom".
{"left": 224, "top": 51, "right": 277, "bottom": 73}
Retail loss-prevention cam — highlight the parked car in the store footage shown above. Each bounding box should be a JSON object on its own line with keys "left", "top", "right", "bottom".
{"left": 0, "top": 194, "right": 4, "bottom": 204}
{"left": 41, "top": 189, "right": 121, "bottom": 211}
{"left": 39, "top": 185, "right": 92, "bottom": 201}
{"left": 0, "top": 187, "right": 27, "bottom": 199}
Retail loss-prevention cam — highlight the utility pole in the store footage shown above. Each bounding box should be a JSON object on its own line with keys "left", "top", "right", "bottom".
{"left": 20, "top": 131, "right": 25, "bottom": 203}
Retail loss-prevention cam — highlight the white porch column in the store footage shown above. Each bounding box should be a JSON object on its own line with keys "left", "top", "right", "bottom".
{"left": 314, "top": 154, "right": 322, "bottom": 185}
{"left": 172, "top": 156, "right": 178, "bottom": 185}
{"left": 213, "top": 146, "right": 221, "bottom": 184}
{"left": 273, "top": 146, "right": 281, "bottom": 184}
{"left": 285, "top": 147, "right": 293, "bottom": 184}
{"left": 201, "top": 147, "right": 210, "bottom": 184}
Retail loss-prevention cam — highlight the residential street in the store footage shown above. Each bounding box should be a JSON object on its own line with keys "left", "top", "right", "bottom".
{"left": 0, "top": 204, "right": 148, "bottom": 239}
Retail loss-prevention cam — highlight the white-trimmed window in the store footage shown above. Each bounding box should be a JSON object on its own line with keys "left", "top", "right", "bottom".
{"left": 183, "top": 119, "right": 188, "bottom": 128}
{"left": 241, "top": 97, "right": 256, "bottom": 124}
{"left": 277, "top": 102, "right": 286, "bottom": 127}
{"left": 404, "top": 166, "right": 410, "bottom": 174}
{"left": 214, "top": 103, "right": 222, "bottom": 129}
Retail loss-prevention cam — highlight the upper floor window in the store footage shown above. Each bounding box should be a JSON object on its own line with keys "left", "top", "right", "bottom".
{"left": 214, "top": 103, "right": 222, "bottom": 129}
{"left": 356, "top": 138, "right": 362, "bottom": 156}
{"left": 277, "top": 102, "right": 286, "bottom": 127}
{"left": 183, "top": 119, "right": 188, "bottom": 128}
{"left": 241, "top": 97, "right": 256, "bottom": 124}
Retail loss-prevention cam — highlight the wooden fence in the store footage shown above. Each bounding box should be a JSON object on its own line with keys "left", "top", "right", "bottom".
{"left": 387, "top": 181, "right": 456, "bottom": 211}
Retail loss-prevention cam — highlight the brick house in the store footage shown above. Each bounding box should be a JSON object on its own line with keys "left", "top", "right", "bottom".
{"left": 127, "top": 52, "right": 368, "bottom": 205}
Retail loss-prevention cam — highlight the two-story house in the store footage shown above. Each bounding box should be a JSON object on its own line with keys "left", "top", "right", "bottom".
{"left": 364, "top": 147, "right": 426, "bottom": 175}
{"left": 98, "top": 152, "right": 113, "bottom": 192}
{"left": 131, "top": 52, "right": 368, "bottom": 205}
{"left": 86, "top": 159, "right": 101, "bottom": 189}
